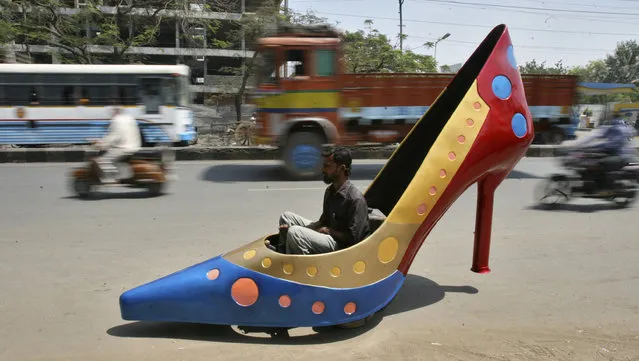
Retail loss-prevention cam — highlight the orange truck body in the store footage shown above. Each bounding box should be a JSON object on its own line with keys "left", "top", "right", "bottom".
{"left": 249, "top": 24, "right": 579, "bottom": 179}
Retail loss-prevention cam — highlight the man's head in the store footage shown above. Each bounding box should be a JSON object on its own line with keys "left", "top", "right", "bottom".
{"left": 322, "top": 147, "right": 352, "bottom": 185}
{"left": 111, "top": 107, "right": 122, "bottom": 118}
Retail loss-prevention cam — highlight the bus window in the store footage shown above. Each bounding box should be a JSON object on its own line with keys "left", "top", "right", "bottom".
{"left": 118, "top": 85, "right": 138, "bottom": 106}
{"left": 29, "top": 87, "right": 40, "bottom": 105}
{"left": 177, "top": 76, "right": 190, "bottom": 107}
{"left": 255, "top": 50, "right": 277, "bottom": 85}
{"left": 139, "top": 78, "right": 163, "bottom": 114}
{"left": 161, "top": 77, "right": 177, "bottom": 105}
{"left": 5, "top": 86, "right": 32, "bottom": 105}
{"left": 316, "top": 49, "right": 336, "bottom": 76}
{"left": 40, "top": 85, "right": 76, "bottom": 106}
{"left": 62, "top": 86, "right": 75, "bottom": 105}
{"left": 79, "top": 85, "right": 116, "bottom": 105}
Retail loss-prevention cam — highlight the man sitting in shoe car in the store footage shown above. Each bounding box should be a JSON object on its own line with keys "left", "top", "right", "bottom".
{"left": 277, "top": 147, "right": 370, "bottom": 255}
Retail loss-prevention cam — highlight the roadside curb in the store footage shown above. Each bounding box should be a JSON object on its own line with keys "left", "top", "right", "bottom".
{"left": 1, "top": 145, "right": 637, "bottom": 163}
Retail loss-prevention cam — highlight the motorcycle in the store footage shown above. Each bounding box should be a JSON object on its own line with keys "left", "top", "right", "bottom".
{"left": 535, "top": 147, "right": 639, "bottom": 208}
{"left": 69, "top": 144, "right": 176, "bottom": 199}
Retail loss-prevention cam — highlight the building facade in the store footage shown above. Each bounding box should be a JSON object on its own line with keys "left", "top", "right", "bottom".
{"left": 3, "top": 0, "right": 274, "bottom": 105}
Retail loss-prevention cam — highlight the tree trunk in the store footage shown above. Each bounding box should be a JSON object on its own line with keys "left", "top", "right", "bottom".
{"left": 234, "top": 51, "right": 259, "bottom": 122}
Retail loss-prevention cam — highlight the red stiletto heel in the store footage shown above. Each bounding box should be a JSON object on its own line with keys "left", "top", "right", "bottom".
{"left": 396, "top": 23, "right": 534, "bottom": 276}
{"left": 472, "top": 170, "right": 509, "bottom": 274}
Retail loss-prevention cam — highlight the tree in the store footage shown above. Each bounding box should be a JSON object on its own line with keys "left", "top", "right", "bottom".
{"left": 518, "top": 59, "right": 570, "bottom": 75}
{"left": 220, "top": 2, "right": 331, "bottom": 121}
{"left": 569, "top": 59, "right": 609, "bottom": 83}
{"left": 603, "top": 39, "right": 639, "bottom": 84}
{"left": 341, "top": 20, "right": 436, "bottom": 73}
{"left": 0, "top": 0, "right": 180, "bottom": 64}
{"left": 0, "top": 0, "right": 235, "bottom": 64}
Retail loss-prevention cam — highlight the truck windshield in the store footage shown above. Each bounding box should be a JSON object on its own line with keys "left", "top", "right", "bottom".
{"left": 254, "top": 49, "right": 277, "bottom": 86}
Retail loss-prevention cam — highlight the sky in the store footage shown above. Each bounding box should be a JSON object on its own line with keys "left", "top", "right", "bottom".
{"left": 287, "top": 0, "right": 639, "bottom": 69}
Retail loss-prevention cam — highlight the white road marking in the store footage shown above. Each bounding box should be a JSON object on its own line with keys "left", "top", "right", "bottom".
{"left": 248, "top": 183, "right": 371, "bottom": 192}
{"left": 248, "top": 187, "right": 326, "bottom": 192}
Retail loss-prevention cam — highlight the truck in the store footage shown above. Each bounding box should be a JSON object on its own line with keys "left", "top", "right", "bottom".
{"left": 249, "top": 23, "right": 581, "bottom": 180}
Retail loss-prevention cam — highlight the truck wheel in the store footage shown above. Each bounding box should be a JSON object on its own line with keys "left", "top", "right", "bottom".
{"left": 282, "top": 131, "right": 324, "bottom": 180}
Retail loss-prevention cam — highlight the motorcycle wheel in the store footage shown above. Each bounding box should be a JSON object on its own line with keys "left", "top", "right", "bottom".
{"left": 147, "top": 182, "right": 165, "bottom": 196}
{"left": 534, "top": 176, "right": 571, "bottom": 208}
{"left": 72, "top": 178, "right": 94, "bottom": 199}
{"left": 612, "top": 180, "right": 637, "bottom": 207}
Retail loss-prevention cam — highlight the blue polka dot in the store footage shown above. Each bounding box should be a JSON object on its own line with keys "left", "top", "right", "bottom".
{"left": 512, "top": 113, "right": 527, "bottom": 138}
{"left": 507, "top": 45, "right": 517, "bottom": 69}
{"left": 492, "top": 75, "right": 512, "bottom": 100}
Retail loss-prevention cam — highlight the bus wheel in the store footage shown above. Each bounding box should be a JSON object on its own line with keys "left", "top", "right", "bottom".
{"left": 282, "top": 131, "right": 324, "bottom": 180}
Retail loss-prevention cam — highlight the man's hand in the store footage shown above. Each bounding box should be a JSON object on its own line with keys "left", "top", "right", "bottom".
{"left": 317, "top": 227, "right": 330, "bottom": 234}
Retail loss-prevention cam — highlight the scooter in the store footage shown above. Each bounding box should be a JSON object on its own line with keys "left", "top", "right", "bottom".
{"left": 69, "top": 144, "right": 176, "bottom": 199}
{"left": 535, "top": 148, "right": 639, "bottom": 208}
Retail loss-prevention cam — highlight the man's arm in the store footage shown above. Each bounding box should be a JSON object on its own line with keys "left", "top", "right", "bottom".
{"left": 307, "top": 188, "right": 330, "bottom": 230}
{"left": 329, "top": 197, "right": 368, "bottom": 247}
{"left": 99, "top": 118, "right": 120, "bottom": 148}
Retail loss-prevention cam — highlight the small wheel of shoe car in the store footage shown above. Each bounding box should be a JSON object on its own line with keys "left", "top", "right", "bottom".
{"left": 336, "top": 314, "right": 375, "bottom": 329}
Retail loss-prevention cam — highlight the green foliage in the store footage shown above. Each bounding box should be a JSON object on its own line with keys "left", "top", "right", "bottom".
{"left": 519, "top": 59, "right": 570, "bottom": 75}
{"left": 520, "top": 40, "right": 639, "bottom": 104}
{"left": 603, "top": 40, "right": 639, "bottom": 84}
{"left": 341, "top": 20, "right": 436, "bottom": 73}
{"left": 0, "top": 0, "right": 231, "bottom": 64}
{"left": 569, "top": 60, "right": 609, "bottom": 82}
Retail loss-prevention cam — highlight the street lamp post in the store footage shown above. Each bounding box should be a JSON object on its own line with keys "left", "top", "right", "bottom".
{"left": 433, "top": 32, "right": 450, "bottom": 65}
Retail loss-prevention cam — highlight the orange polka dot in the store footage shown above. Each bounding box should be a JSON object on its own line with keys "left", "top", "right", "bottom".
{"left": 429, "top": 186, "right": 437, "bottom": 196}
{"left": 448, "top": 152, "right": 456, "bottom": 161}
{"left": 473, "top": 102, "right": 481, "bottom": 110}
{"left": 416, "top": 203, "right": 427, "bottom": 215}
{"left": 306, "top": 265, "right": 318, "bottom": 277}
{"left": 331, "top": 266, "right": 342, "bottom": 277}
{"left": 344, "top": 302, "right": 357, "bottom": 315}
{"left": 206, "top": 269, "right": 219, "bottom": 280}
{"left": 458, "top": 135, "right": 466, "bottom": 143}
{"left": 278, "top": 295, "right": 291, "bottom": 308}
{"left": 466, "top": 118, "right": 474, "bottom": 127}
{"left": 283, "top": 263, "right": 294, "bottom": 275}
{"left": 439, "top": 169, "right": 447, "bottom": 178}
{"left": 231, "top": 278, "right": 259, "bottom": 307}
{"left": 312, "top": 301, "right": 325, "bottom": 315}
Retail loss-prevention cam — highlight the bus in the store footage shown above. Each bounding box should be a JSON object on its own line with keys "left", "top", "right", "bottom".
{"left": 0, "top": 64, "right": 196, "bottom": 147}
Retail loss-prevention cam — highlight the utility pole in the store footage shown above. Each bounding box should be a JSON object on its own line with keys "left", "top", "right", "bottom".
{"left": 399, "top": 0, "right": 405, "bottom": 52}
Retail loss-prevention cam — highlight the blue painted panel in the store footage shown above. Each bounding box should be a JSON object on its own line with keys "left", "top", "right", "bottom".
{"left": 119, "top": 255, "right": 405, "bottom": 328}
{"left": 0, "top": 120, "right": 177, "bottom": 145}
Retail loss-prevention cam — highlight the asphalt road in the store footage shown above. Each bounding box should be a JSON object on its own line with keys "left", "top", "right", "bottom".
{"left": 1, "top": 159, "right": 638, "bottom": 361}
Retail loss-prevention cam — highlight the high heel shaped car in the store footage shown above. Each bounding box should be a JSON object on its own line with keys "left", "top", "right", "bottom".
{"left": 118, "top": 24, "right": 534, "bottom": 330}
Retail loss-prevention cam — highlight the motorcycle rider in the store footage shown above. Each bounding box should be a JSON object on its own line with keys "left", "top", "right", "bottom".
{"left": 573, "top": 114, "right": 636, "bottom": 194}
{"left": 92, "top": 107, "right": 142, "bottom": 183}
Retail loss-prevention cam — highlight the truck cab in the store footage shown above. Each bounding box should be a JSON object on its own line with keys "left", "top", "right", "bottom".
{"left": 250, "top": 24, "right": 346, "bottom": 179}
